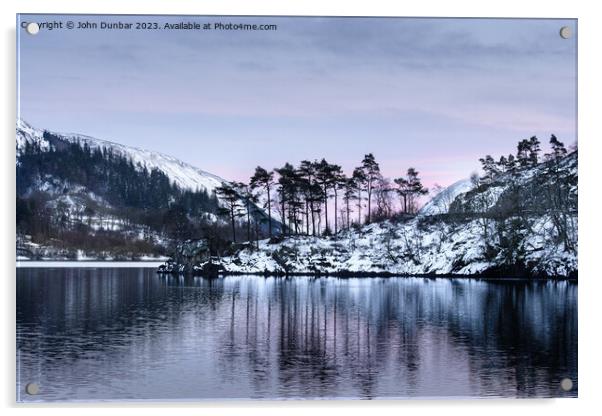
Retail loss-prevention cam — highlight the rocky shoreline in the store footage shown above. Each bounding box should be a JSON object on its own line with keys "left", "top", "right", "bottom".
{"left": 156, "top": 239, "right": 577, "bottom": 280}
{"left": 156, "top": 265, "right": 577, "bottom": 280}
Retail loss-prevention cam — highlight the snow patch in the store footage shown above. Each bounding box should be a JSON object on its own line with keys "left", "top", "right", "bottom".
{"left": 419, "top": 178, "right": 474, "bottom": 216}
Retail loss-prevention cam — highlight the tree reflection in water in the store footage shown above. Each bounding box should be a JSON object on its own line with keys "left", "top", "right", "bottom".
{"left": 17, "top": 269, "right": 577, "bottom": 401}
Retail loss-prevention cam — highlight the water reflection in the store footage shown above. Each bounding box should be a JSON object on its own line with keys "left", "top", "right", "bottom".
{"left": 17, "top": 269, "right": 577, "bottom": 401}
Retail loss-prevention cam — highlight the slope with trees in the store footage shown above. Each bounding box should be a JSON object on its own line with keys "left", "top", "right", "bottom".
{"left": 164, "top": 135, "right": 577, "bottom": 279}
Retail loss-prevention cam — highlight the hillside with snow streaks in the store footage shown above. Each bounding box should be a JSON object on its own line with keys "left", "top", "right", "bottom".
{"left": 16, "top": 119, "right": 49, "bottom": 155}
{"left": 17, "top": 119, "right": 288, "bottom": 260}
{"left": 217, "top": 216, "right": 576, "bottom": 277}
{"left": 190, "top": 151, "right": 577, "bottom": 278}
{"left": 16, "top": 119, "right": 226, "bottom": 193}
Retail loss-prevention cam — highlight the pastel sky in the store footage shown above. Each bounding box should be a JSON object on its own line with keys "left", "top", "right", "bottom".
{"left": 17, "top": 15, "right": 577, "bottom": 188}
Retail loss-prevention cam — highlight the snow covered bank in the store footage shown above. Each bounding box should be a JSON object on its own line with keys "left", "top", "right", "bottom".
{"left": 212, "top": 214, "right": 576, "bottom": 278}
{"left": 161, "top": 151, "right": 577, "bottom": 279}
{"left": 159, "top": 208, "right": 576, "bottom": 279}
{"left": 17, "top": 233, "right": 169, "bottom": 262}
{"left": 17, "top": 261, "right": 166, "bottom": 268}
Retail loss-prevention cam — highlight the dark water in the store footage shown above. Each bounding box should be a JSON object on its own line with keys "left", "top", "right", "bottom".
{"left": 16, "top": 268, "right": 577, "bottom": 401}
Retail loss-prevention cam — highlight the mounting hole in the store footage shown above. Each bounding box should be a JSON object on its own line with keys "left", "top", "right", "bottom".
{"left": 559, "top": 26, "right": 572, "bottom": 39}
{"left": 26, "top": 22, "right": 40, "bottom": 35}
{"left": 25, "top": 383, "right": 39, "bottom": 395}
{"left": 560, "top": 378, "right": 573, "bottom": 391}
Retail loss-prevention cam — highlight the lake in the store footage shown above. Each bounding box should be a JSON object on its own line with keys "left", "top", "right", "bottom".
{"left": 16, "top": 267, "right": 577, "bottom": 401}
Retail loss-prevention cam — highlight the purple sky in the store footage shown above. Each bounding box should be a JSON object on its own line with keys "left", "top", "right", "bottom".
{"left": 17, "top": 15, "right": 577, "bottom": 189}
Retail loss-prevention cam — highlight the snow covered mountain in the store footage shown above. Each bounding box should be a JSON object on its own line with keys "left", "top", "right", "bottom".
{"left": 17, "top": 119, "right": 226, "bottom": 193}
{"left": 16, "top": 119, "right": 49, "bottom": 154}
{"left": 16, "top": 119, "right": 282, "bottom": 260}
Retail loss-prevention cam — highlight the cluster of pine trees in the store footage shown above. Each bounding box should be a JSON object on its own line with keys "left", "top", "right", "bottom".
{"left": 456, "top": 134, "right": 577, "bottom": 266}
{"left": 215, "top": 154, "right": 428, "bottom": 243}
{"left": 478, "top": 135, "right": 569, "bottom": 184}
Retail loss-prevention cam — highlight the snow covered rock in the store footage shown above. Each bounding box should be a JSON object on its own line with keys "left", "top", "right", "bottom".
{"left": 419, "top": 178, "right": 474, "bottom": 216}
{"left": 158, "top": 239, "right": 211, "bottom": 274}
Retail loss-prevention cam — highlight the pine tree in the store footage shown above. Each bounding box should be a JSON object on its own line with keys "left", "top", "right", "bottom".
{"left": 406, "top": 168, "right": 428, "bottom": 213}
{"left": 331, "top": 166, "right": 345, "bottom": 235}
{"left": 215, "top": 183, "right": 244, "bottom": 242}
{"left": 506, "top": 154, "right": 517, "bottom": 172}
{"left": 298, "top": 160, "right": 317, "bottom": 235}
{"left": 395, "top": 168, "right": 428, "bottom": 214}
{"left": 250, "top": 166, "right": 275, "bottom": 237}
{"left": 517, "top": 139, "right": 531, "bottom": 167}
{"left": 497, "top": 155, "right": 508, "bottom": 173}
{"left": 315, "top": 159, "right": 334, "bottom": 235}
{"left": 352, "top": 167, "right": 367, "bottom": 224}
{"left": 342, "top": 176, "right": 356, "bottom": 229}
{"left": 547, "top": 134, "right": 567, "bottom": 161}
{"left": 308, "top": 182, "right": 323, "bottom": 235}
{"left": 162, "top": 204, "right": 191, "bottom": 240}
{"left": 360, "top": 153, "right": 381, "bottom": 223}
{"left": 275, "top": 163, "right": 297, "bottom": 235}
{"left": 232, "top": 181, "right": 256, "bottom": 242}
{"left": 393, "top": 176, "right": 409, "bottom": 214}
{"left": 528, "top": 136, "right": 541, "bottom": 166}
{"left": 286, "top": 164, "right": 305, "bottom": 234}
{"left": 479, "top": 155, "right": 499, "bottom": 182}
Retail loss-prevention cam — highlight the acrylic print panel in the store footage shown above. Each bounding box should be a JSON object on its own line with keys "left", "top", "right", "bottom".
{"left": 16, "top": 15, "right": 577, "bottom": 401}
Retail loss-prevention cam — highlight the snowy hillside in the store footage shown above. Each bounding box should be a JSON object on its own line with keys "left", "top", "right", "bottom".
{"left": 16, "top": 119, "right": 226, "bottom": 193}
{"left": 162, "top": 151, "right": 578, "bottom": 278}
{"left": 213, "top": 215, "right": 576, "bottom": 278}
{"left": 450, "top": 152, "right": 577, "bottom": 215}
{"left": 419, "top": 178, "right": 474, "bottom": 216}
{"left": 16, "top": 119, "right": 281, "bottom": 260}
{"left": 16, "top": 119, "right": 49, "bottom": 154}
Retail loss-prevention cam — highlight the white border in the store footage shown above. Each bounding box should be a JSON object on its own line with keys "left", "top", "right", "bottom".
{"left": 2, "top": 1, "right": 600, "bottom": 415}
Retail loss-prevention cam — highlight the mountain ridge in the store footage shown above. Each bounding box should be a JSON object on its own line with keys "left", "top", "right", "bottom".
{"left": 16, "top": 119, "right": 279, "bottom": 260}
{"left": 17, "top": 119, "right": 227, "bottom": 193}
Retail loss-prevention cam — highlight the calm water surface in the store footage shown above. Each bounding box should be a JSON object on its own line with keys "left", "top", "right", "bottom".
{"left": 17, "top": 268, "right": 577, "bottom": 401}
